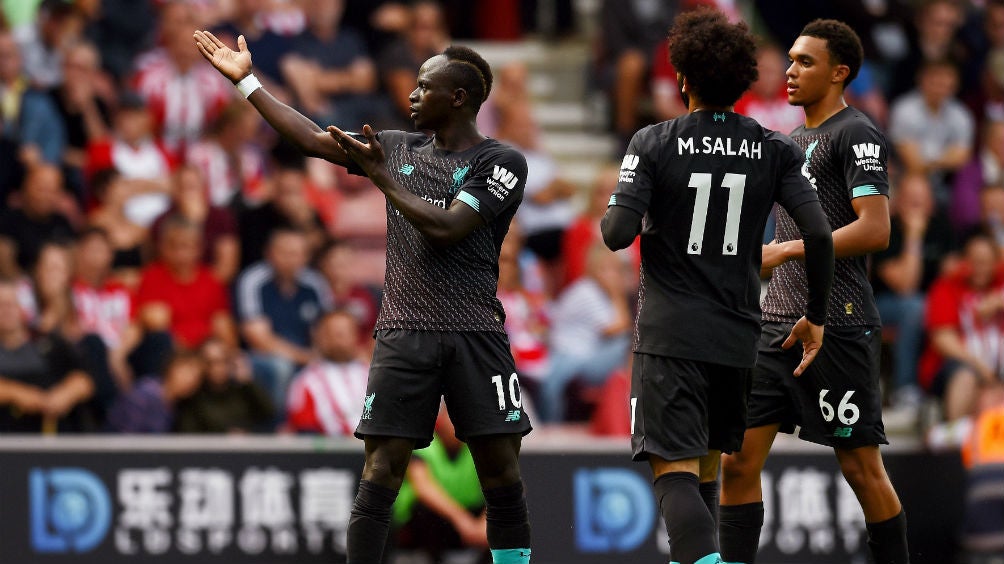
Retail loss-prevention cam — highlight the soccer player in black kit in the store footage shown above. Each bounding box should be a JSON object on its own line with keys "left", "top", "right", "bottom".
{"left": 602, "top": 9, "right": 834, "bottom": 564}
{"left": 719, "top": 20, "right": 911, "bottom": 564}
{"left": 193, "top": 31, "right": 533, "bottom": 564}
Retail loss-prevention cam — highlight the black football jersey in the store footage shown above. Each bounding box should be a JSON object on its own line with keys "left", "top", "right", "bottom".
{"left": 610, "top": 111, "right": 819, "bottom": 367}
{"left": 349, "top": 131, "right": 526, "bottom": 333}
{"left": 762, "top": 107, "right": 889, "bottom": 327}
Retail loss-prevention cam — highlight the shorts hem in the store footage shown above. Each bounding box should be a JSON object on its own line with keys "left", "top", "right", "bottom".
{"left": 354, "top": 426, "right": 434, "bottom": 449}
{"left": 794, "top": 430, "right": 890, "bottom": 449}
{"left": 631, "top": 444, "right": 708, "bottom": 463}
{"left": 458, "top": 423, "right": 533, "bottom": 443}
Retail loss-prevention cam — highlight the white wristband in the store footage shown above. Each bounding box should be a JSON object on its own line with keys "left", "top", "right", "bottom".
{"left": 235, "top": 73, "right": 262, "bottom": 98}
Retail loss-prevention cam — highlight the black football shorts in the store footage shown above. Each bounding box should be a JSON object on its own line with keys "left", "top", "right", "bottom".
{"left": 747, "top": 321, "right": 888, "bottom": 449}
{"left": 630, "top": 353, "right": 751, "bottom": 462}
{"left": 355, "top": 329, "right": 532, "bottom": 448}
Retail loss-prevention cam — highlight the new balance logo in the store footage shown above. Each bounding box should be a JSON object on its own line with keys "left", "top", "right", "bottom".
{"left": 851, "top": 142, "right": 881, "bottom": 159}
{"left": 620, "top": 154, "right": 639, "bottom": 171}
{"left": 398, "top": 163, "right": 415, "bottom": 175}
{"left": 833, "top": 427, "right": 853, "bottom": 438}
{"left": 505, "top": 410, "right": 521, "bottom": 422}
{"left": 492, "top": 165, "right": 519, "bottom": 190}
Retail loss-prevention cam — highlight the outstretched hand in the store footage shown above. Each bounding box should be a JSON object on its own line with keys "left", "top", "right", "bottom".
{"left": 193, "top": 30, "right": 252, "bottom": 83}
{"left": 327, "top": 124, "right": 387, "bottom": 179}
{"left": 781, "top": 316, "right": 824, "bottom": 377}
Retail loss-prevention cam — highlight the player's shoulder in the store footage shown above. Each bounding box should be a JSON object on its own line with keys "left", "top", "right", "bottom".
{"left": 477, "top": 138, "right": 528, "bottom": 168}
{"left": 833, "top": 106, "right": 886, "bottom": 140}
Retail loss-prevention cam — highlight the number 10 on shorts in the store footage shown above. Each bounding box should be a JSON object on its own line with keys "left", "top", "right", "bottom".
{"left": 818, "top": 389, "right": 860, "bottom": 425}
{"left": 492, "top": 373, "right": 522, "bottom": 410}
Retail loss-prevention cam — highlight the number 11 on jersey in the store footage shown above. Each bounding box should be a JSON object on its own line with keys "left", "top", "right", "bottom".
{"left": 688, "top": 172, "right": 746, "bottom": 256}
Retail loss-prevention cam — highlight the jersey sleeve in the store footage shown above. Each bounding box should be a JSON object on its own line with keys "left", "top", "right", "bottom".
{"left": 773, "top": 135, "right": 821, "bottom": 214}
{"left": 454, "top": 147, "right": 527, "bottom": 223}
{"left": 608, "top": 127, "right": 656, "bottom": 216}
{"left": 840, "top": 120, "right": 890, "bottom": 200}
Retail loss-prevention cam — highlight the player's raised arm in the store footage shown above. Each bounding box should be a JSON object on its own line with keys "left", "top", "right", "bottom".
{"left": 193, "top": 30, "right": 352, "bottom": 167}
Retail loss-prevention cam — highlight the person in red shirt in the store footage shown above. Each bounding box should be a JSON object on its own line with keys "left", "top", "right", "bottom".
{"left": 734, "top": 42, "right": 806, "bottom": 135}
{"left": 920, "top": 232, "right": 1004, "bottom": 421}
{"left": 285, "top": 310, "right": 369, "bottom": 436}
{"left": 561, "top": 166, "right": 640, "bottom": 290}
{"left": 132, "top": 215, "right": 236, "bottom": 352}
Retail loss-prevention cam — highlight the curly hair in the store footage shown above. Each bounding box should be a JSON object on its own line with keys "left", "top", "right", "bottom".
{"left": 668, "top": 8, "right": 758, "bottom": 108}
{"left": 442, "top": 45, "right": 494, "bottom": 112}
{"left": 799, "top": 19, "right": 864, "bottom": 87}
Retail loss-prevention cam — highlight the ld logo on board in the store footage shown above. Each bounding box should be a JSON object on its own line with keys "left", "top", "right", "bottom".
{"left": 30, "top": 467, "right": 111, "bottom": 553}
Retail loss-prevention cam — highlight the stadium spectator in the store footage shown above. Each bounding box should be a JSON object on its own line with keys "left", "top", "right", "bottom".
{"left": 212, "top": 0, "right": 294, "bottom": 95}
{"left": 963, "top": 3, "right": 1004, "bottom": 124}
{"left": 0, "top": 29, "right": 66, "bottom": 197}
{"left": 105, "top": 349, "right": 204, "bottom": 433}
{"left": 497, "top": 226, "right": 549, "bottom": 409}
{"left": 977, "top": 184, "right": 1004, "bottom": 248}
{"left": 184, "top": 100, "right": 268, "bottom": 209}
{"left": 314, "top": 239, "right": 380, "bottom": 343}
{"left": 236, "top": 227, "right": 331, "bottom": 413}
{"left": 649, "top": 38, "right": 687, "bottom": 123}
{"left": 595, "top": 0, "right": 677, "bottom": 149}
{"left": 47, "top": 40, "right": 112, "bottom": 201}
{"left": 889, "top": 0, "right": 967, "bottom": 99}
{"left": 959, "top": 387, "right": 1004, "bottom": 561}
{"left": 953, "top": 120, "right": 1004, "bottom": 236}
{"left": 889, "top": 58, "right": 974, "bottom": 197}
{"left": 0, "top": 164, "right": 76, "bottom": 278}
{"left": 561, "top": 166, "right": 639, "bottom": 289}
{"left": 85, "top": 168, "right": 149, "bottom": 288}
{"left": 285, "top": 310, "right": 369, "bottom": 436}
{"left": 238, "top": 156, "right": 325, "bottom": 268}
{"left": 72, "top": 227, "right": 133, "bottom": 389}
{"left": 498, "top": 103, "right": 577, "bottom": 294}
{"left": 734, "top": 42, "right": 806, "bottom": 135}
{"left": 378, "top": 0, "right": 450, "bottom": 126}
{"left": 85, "top": 93, "right": 174, "bottom": 229}
{"left": 391, "top": 406, "right": 490, "bottom": 563}
{"left": 0, "top": 279, "right": 95, "bottom": 433}
{"left": 133, "top": 215, "right": 235, "bottom": 350}
{"left": 175, "top": 338, "right": 274, "bottom": 433}
{"left": 873, "top": 174, "right": 957, "bottom": 409}
{"left": 539, "top": 243, "right": 632, "bottom": 422}
{"left": 15, "top": 0, "right": 83, "bottom": 89}
{"left": 150, "top": 165, "right": 240, "bottom": 284}
{"left": 84, "top": 0, "right": 157, "bottom": 81}
{"left": 920, "top": 233, "right": 1004, "bottom": 421}
{"left": 132, "top": 1, "right": 233, "bottom": 157}
{"left": 281, "top": 0, "right": 380, "bottom": 130}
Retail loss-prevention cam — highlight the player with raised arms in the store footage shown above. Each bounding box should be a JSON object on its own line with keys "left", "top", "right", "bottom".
{"left": 193, "top": 29, "right": 533, "bottom": 564}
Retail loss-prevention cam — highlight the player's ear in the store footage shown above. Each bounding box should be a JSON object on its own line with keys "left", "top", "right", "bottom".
{"left": 452, "top": 87, "right": 468, "bottom": 109}
{"left": 831, "top": 64, "right": 850, "bottom": 86}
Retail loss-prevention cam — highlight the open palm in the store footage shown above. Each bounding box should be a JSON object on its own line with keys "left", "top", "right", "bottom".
{"left": 193, "top": 30, "right": 252, "bottom": 83}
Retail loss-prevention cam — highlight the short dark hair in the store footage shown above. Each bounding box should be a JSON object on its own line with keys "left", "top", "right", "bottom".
{"left": 668, "top": 7, "right": 758, "bottom": 108}
{"left": 799, "top": 19, "right": 864, "bottom": 88}
{"left": 442, "top": 45, "right": 493, "bottom": 111}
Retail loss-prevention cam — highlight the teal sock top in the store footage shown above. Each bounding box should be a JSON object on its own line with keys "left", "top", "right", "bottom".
{"left": 492, "top": 548, "right": 531, "bottom": 564}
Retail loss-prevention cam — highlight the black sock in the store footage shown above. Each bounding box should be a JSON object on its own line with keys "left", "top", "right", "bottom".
{"left": 719, "top": 502, "right": 764, "bottom": 564}
{"left": 347, "top": 479, "right": 399, "bottom": 564}
{"left": 700, "top": 480, "right": 721, "bottom": 532}
{"left": 866, "top": 510, "right": 909, "bottom": 564}
{"left": 654, "top": 472, "right": 718, "bottom": 564}
{"left": 483, "top": 481, "right": 531, "bottom": 550}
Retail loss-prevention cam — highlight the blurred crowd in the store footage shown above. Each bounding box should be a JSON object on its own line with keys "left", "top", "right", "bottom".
{"left": 0, "top": 0, "right": 1002, "bottom": 448}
